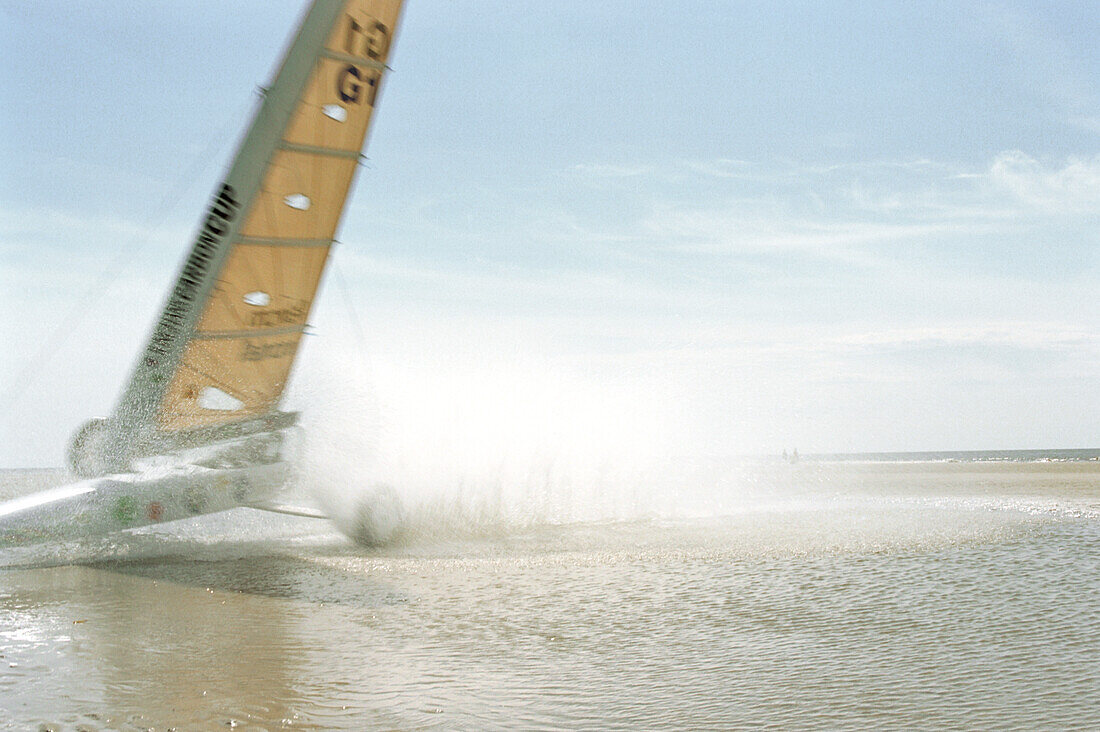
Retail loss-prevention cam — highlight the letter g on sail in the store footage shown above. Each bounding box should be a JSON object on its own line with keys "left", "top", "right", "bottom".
{"left": 337, "top": 65, "right": 363, "bottom": 103}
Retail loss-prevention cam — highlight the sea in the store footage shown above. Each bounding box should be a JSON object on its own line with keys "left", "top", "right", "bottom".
{"left": 1, "top": 450, "right": 1098, "bottom": 730}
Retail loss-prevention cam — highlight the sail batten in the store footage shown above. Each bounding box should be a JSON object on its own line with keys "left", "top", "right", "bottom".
{"left": 278, "top": 141, "right": 364, "bottom": 159}
{"left": 238, "top": 236, "right": 334, "bottom": 248}
{"left": 320, "top": 50, "right": 389, "bottom": 68}
{"left": 192, "top": 325, "right": 308, "bottom": 341}
{"left": 103, "top": 0, "right": 404, "bottom": 465}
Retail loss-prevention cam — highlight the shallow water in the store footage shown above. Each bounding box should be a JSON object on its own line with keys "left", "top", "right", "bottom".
{"left": 1, "top": 460, "right": 1099, "bottom": 730}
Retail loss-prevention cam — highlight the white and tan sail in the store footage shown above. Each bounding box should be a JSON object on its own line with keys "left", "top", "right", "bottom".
{"left": 84, "top": 0, "right": 404, "bottom": 473}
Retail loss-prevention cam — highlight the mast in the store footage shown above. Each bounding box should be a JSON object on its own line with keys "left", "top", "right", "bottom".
{"left": 95, "top": 0, "right": 403, "bottom": 472}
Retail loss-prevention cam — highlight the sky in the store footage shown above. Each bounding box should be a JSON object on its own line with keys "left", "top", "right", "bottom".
{"left": 1, "top": 1, "right": 1098, "bottom": 468}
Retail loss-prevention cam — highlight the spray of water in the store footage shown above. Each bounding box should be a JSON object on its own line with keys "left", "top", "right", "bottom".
{"left": 290, "top": 350, "right": 688, "bottom": 541}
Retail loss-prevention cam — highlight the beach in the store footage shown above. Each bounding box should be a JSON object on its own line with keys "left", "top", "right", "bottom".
{"left": 2, "top": 457, "right": 1098, "bottom": 729}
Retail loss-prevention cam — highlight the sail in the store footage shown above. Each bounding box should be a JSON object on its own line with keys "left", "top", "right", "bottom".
{"left": 105, "top": 0, "right": 403, "bottom": 465}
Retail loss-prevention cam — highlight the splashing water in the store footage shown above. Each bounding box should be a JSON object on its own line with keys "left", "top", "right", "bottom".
{"left": 290, "top": 352, "right": 692, "bottom": 540}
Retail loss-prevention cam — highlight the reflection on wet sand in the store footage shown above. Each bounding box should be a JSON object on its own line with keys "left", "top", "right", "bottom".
{"left": 1, "top": 555, "right": 409, "bottom": 729}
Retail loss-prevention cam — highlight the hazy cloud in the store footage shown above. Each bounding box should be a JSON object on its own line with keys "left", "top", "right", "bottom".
{"left": 987, "top": 151, "right": 1100, "bottom": 213}
{"left": 836, "top": 323, "right": 1099, "bottom": 351}
{"left": 571, "top": 163, "right": 653, "bottom": 178}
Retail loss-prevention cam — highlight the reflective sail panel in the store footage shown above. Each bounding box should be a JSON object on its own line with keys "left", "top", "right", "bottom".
{"left": 153, "top": 0, "right": 404, "bottom": 434}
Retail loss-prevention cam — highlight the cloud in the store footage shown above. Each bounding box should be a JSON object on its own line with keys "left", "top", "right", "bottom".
{"left": 0, "top": 205, "right": 176, "bottom": 243}
{"left": 987, "top": 150, "right": 1100, "bottom": 212}
{"left": 680, "top": 158, "right": 751, "bottom": 178}
{"left": 571, "top": 163, "right": 652, "bottom": 178}
{"left": 643, "top": 208, "right": 973, "bottom": 255}
{"left": 614, "top": 150, "right": 1100, "bottom": 263}
{"left": 834, "top": 322, "right": 1100, "bottom": 351}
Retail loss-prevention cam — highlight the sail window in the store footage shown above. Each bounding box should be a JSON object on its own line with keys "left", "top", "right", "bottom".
{"left": 243, "top": 291, "right": 271, "bottom": 307}
{"left": 322, "top": 104, "right": 348, "bottom": 122}
{"left": 284, "top": 193, "right": 311, "bottom": 210}
{"left": 199, "top": 387, "right": 244, "bottom": 411}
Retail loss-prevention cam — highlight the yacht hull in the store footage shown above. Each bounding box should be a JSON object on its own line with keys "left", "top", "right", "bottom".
{"left": 0, "top": 462, "right": 291, "bottom": 549}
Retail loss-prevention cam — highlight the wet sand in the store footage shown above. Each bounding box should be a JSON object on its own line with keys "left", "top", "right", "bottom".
{"left": 2, "top": 461, "right": 1099, "bottom": 729}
